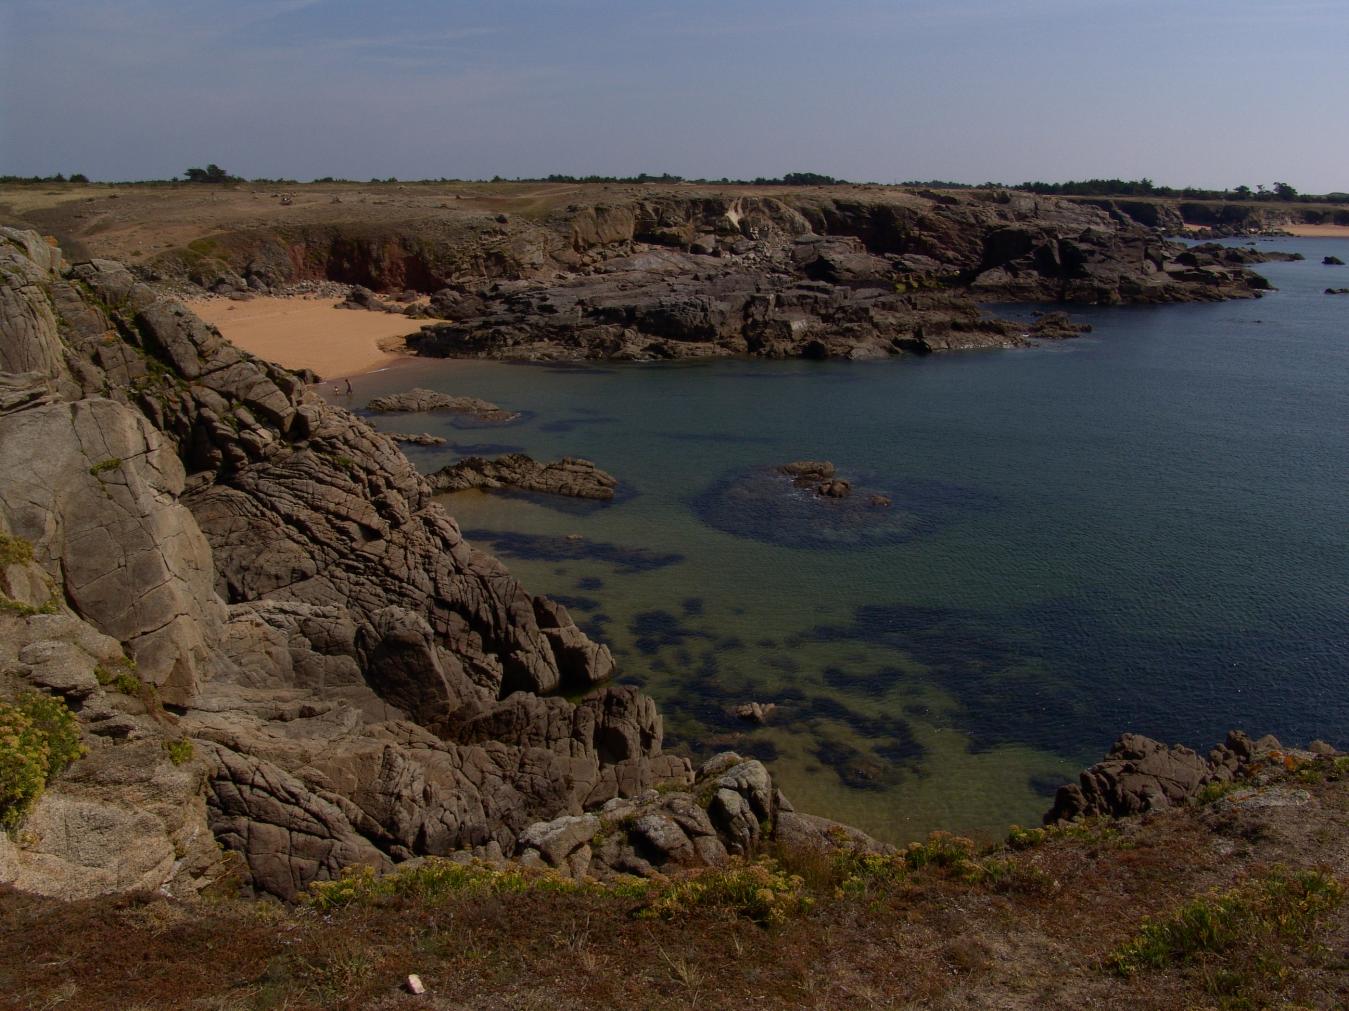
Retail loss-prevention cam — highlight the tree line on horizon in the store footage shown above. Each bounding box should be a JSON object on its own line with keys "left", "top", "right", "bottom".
{"left": 3, "top": 168, "right": 1346, "bottom": 204}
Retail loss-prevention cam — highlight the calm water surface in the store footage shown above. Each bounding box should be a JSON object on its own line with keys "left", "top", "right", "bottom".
{"left": 343, "top": 238, "right": 1349, "bottom": 843}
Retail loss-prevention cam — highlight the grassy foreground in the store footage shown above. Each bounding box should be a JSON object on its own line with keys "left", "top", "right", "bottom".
{"left": 2, "top": 758, "right": 1347, "bottom": 1010}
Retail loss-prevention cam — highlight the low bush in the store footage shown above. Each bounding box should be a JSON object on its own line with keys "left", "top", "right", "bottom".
{"left": 1111, "top": 866, "right": 1344, "bottom": 976}
{"left": 163, "top": 738, "right": 194, "bottom": 765}
{"left": 0, "top": 533, "right": 35, "bottom": 566}
{"left": 94, "top": 657, "right": 141, "bottom": 695}
{"left": 88, "top": 458, "right": 122, "bottom": 478}
{"left": 0, "top": 693, "right": 84, "bottom": 831}
{"left": 308, "top": 858, "right": 580, "bottom": 911}
{"left": 638, "top": 860, "right": 811, "bottom": 925}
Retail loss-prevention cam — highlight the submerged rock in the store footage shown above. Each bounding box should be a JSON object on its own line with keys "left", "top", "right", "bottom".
{"left": 428, "top": 453, "right": 618, "bottom": 500}
{"left": 735, "top": 701, "right": 776, "bottom": 724}
{"left": 1028, "top": 311, "right": 1093, "bottom": 340}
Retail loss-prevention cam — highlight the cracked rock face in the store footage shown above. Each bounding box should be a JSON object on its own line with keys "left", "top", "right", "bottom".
{"left": 1042, "top": 730, "right": 1325, "bottom": 823}
{"left": 0, "top": 227, "right": 690, "bottom": 899}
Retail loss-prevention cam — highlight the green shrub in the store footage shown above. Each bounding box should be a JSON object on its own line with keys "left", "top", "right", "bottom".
{"left": 0, "top": 707, "right": 48, "bottom": 831}
{"left": 0, "top": 693, "right": 84, "bottom": 831}
{"left": 88, "top": 457, "right": 122, "bottom": 478}
{"left": 164, "top": 738, "right": 194, "bottom": 765}
{"left": 1195, "top": 779, "right": 1241, "bottom": 805}
{"left": 94, "top": 658, "right": 141, "bottom": 695}
{"left": 1111, "top": 866, "right": 1344, "bottom": 975}
{"left": 0, "top": 533, "right": 34, "bottom": 566}
{"left": 1006, "top": 818, "right": 1124, "bottom": 850}
{"left": 18, "top": 692, "right": 84, "bottom": 775}
{"left": 1006, "top": 824, "right": 1048, "bottom": 850}
{"left": 903, "top": 831, "right": 977, "bottom": 871}
{"left": 308, "top": 858, "right": 580, "bottom": 911}
{"left": 638, "top": 859, "right": 811, "bottom": 925}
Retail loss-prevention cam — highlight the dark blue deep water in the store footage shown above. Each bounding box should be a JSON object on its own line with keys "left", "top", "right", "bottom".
{"left": 348, "top": 238, "right": 1349, "bottom": 842}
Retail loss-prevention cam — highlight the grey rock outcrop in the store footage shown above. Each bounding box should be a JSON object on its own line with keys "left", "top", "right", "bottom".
{"left": 399, "top": 191, "right": 1270, "bottom": 364}
{"left": 0, "top": 227, "right": 689, "bottom": 900}
{"left": 365, "top": 387, "right": 518, "bottom": 421}
{"left": 427, "top": 453, "right": 619, "bottom": 500}
{"left": 1043, "top": 730, "right": 1325, "bottom": 823}
{"left": 1, "top": 543, "right": 221, "bottom": 901}
{"left": 512, "top": 750, "right": 891, "bottom": 879}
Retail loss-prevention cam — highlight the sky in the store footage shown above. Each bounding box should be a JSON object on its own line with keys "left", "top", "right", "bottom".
{"left": 2, "top": 0, "right": 1347, "bottom": 191}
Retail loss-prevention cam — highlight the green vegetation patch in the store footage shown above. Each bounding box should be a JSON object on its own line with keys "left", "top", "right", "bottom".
{"left": 88, "top": 457, "right": 122, "bottom": 478}
{"left": 0, "top": 692, "right": 85, "bottom": 831}
{"left": 0, "top": 533, "right": 34, "bottom": 567}
{"left": 1195, "top": 779, "right": 1242, "bottom": 805}
{"left": 310, "top": 856, "right": 812, "bottom": 926}
{"left": 308, "top": 858, "right": 583, "bottom": 911}
{"left": 163, "top": 738, "right": 194, "bottom": 766}
{"left": 0, "top": 594, "right": 59, "bottom": 617}
{"left": 1006, "top": 818, "right": 1125, "bottom": 850}
{"left": 637, "top": 860, "right": 811, "bottom": 925}
{"left": 94, "top": 657, "right": 141, "bottom": 695}
{"left": 1110, "top": 866, "right": 1344, "bottom": 977}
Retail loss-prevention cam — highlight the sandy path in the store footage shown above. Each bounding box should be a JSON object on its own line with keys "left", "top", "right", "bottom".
{"left": 186, "top": 296, "right": 419, "bottom": 378}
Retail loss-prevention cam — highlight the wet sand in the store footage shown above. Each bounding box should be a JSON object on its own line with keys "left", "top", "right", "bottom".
{"left": 186, "top": 296, "right": 418, "bottom": 378}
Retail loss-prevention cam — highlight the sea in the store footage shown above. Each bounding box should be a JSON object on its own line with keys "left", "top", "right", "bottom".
{"left": 343, "top": 237, "right": 1349, "bottom": 844}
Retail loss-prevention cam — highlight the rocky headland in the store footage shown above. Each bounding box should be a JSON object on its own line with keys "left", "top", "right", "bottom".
{"left": 3, "top": 183, "right": 1278, "bottom": 366}
{"left": 396, "top": 191, "right": 1269, "bottom": 362}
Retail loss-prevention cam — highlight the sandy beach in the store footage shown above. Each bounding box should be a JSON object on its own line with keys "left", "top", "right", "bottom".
{"left": 185, "top": 296, "right": 419, "bottom": 378}
{"left": 1284, "top": 223, "right": 1349, "bottom": 237}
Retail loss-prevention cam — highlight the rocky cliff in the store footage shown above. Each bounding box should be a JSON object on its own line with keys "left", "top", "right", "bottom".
{"left": 4, "top": 227, "right": 782, "bottom": 900}
{"left": 123, "top": 187, "right": 1272, "bottom": 362}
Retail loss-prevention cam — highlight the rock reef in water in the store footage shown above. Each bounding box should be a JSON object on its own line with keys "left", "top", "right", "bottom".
{"left": 428, "top": 453, "right": 618, "bottom": 500}
{"left": 365, "top": 387, "right": 519, "bottom": 421}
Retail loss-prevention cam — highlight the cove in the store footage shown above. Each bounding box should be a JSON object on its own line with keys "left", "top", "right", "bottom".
{"left": 348, "top": 237, "right": 1349, "bottom": 843}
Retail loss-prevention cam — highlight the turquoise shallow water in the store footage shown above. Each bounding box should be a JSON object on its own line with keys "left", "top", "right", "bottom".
{"left": 342, "top": 238, "right": 1349, "bottom": 844}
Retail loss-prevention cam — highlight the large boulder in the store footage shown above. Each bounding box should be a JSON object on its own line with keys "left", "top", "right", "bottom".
{"left": 1044, "top": 730, "right": 1308, "bottom": 823}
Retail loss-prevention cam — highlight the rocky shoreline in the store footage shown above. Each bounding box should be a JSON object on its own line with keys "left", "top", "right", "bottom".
{"left": 89, "top": 187, "right": 1280, "bottom": 365}
{"left": 396, "top": 193, "right": 1268, "bottom": 363}
{"left": 0, "top": 224, "right": 1339, "bottom": 920}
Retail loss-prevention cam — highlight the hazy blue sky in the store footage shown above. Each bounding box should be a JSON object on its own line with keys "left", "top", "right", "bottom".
{"left": 2, "top": 0, "right": 1346, "bottom": 190}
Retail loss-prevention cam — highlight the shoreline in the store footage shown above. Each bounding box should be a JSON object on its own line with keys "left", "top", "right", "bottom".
{"left": 185, "top": 295, "right": 419, "bottom": 379}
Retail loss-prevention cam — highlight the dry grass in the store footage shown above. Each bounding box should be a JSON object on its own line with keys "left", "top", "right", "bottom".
{"left": 1, "top": 762, "right": 1347, "bottom": 1010}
